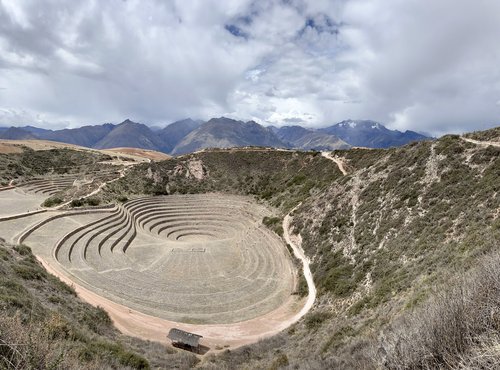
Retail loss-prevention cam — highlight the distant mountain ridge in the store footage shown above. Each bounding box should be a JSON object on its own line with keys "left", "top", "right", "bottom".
{"left": 93, "top": 120, "right": 162, "bottom": 150}
{"left": 0, "top": 127, "right": 38, "bottom": 140}
{"left": 320, "top": 119, "right": 430, "bottom": 148}
{"left": 276, "top": 125, "right": 351, "bottom": 151}
{"left": 0, "top": 117, "right": 431, "bottom": 154}
{"left": 171, "top": 117, "right": 285, "bottom": 155}
{"left": 157, "top": 118, "right": 202, "bottom": 153}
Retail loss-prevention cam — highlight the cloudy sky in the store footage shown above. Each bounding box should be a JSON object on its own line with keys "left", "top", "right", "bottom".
{"left": 0, "top": 0, "right": 499, "bottom": 135}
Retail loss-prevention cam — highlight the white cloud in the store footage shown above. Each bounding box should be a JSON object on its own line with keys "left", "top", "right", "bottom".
{"left": 0, "top": 0, "right": 499, "bottom": 135}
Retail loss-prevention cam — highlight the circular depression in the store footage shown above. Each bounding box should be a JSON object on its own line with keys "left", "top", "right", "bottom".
{"left": 50, "top": 194, "right": 295, "bottom": 324}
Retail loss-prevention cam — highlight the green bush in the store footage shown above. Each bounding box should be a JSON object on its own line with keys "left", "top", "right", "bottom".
{"left": 269, "top": 352, "right": 289, "bottom": 370}
{"left": 70, "top": 198, "right": 84, "bottom": 207}
{"left": 117, "top": 195, "right": 129, "bottom": 203}
{"left": 262, "top": 216, "right": 284, "bottom": 236}
{"left": 13, "top": 244, "right": 32, "bottom": 256}
{"left": 85, "top": 197, "right": 100, "bottom": 206}
{"left": 42, "top": 197, "right": 63, "bottom": 207}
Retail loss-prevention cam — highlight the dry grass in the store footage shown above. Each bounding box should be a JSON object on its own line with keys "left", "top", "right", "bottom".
{"left": 381, "top": 253, "right": 500, "bottom": 369}
{"left": 0, "top": 143, "right": 23, "bottom": 154}
{"left": 103, "top": 147, "right": 171, "bottom": 162}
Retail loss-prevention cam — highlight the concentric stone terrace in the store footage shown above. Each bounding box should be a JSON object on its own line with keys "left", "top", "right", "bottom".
{"left": 31, "top": 195, "right": 295, "bottom": 324}
{"left": 17, "top": 171, "right": 119, "bottom": 196}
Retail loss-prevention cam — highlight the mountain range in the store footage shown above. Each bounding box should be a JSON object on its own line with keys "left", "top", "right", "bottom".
{"left": 0, "top": 117, "right": 430, "bottom": 154}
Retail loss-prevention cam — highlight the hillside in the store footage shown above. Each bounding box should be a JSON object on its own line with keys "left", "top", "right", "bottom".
{"left": 103, "top": 129, "right": 499, "bottom": 368}
{"left": 464, "top": 126, "right": 500, "bottom": 142}
{"left": 321, "top": 119, "right": 430, "bottom": 148}
{"left": 0, "top": 241, "right": 197, "bottom": 369}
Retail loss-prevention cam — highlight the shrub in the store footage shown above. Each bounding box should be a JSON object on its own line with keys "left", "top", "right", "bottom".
{"left": 382, "top": 253, "right": 500, "bottom": 369}
{"left": 70, "top": 198, "right": 84, "bottom": 207}
{"left": 117, "top": 195, "right": 129, "bottom": 203}
{"left": 78, "top": 306, "right": 112, "bottom": 334}
{"left": 13, "top": 260, "right": 46, "bottom": 280}
{"left": 42, "top": 197, "right": 63, "bottom": 207}
{"left": 305, "top": 311, "right": 331, "bottom": 330}
{"left": 262, "top": 216, "right": 283, "bottom": 236}
{"left": 85, "top": 197, "right": 100, "bottom": 206}
{"left": 269, "top": 352, "right": 289, "bottom": 370}
{"left": 13, "top": 244, "right": 32, "bottom": 256}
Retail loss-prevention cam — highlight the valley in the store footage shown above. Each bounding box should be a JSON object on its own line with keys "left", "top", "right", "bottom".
{"left": 0, "top": 128, "right": 498, "bottom": 369}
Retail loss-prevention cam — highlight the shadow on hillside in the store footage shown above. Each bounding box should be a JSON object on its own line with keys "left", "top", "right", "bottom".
{"left": 172, "top": 342, "right": 210, "bottom": 355}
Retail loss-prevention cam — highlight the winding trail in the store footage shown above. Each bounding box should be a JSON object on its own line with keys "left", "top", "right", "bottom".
{"left": 461, "top": 137, "right": 500, "bottom": 148}
{"left": 55, "top": 166, "right": 128, "bottom": 210}
{"left": 282, "top": 204, "right": 317, "bottom": 321}
{"left": 321, "top": 152, "right": 348, "bottom": 175}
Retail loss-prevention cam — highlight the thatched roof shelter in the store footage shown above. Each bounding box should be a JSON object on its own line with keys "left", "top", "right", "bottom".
{"left": 167, "top": 328, "right": 203, "bottom": 348}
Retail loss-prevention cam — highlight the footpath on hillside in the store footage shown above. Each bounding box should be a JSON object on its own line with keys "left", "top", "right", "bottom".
{"left": 321, "top": 151, "right": 348, "bottom": 175}
{"left": 461, "top": 136, "right": 500, "bottom": 148}
{"left": 282, "top": 205, "right": 317, "bottom": 322}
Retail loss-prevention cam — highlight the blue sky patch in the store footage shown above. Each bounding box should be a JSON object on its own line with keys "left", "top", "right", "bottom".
{"left": 225, "top": 24, "right": 249, "bottom": 39}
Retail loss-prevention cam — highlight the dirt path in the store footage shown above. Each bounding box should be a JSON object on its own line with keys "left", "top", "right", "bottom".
{"left": 282, "top": 205, "right": 317, "bottom": 322}
{"left": 81, "top": 167, "right": 127, "bottom": 199}
{"left": 37, "top": 257, "right": 306, "bottom": 353}
{"left": 321, "top": 152, "right": 348, "bottom": 175}
{"left": 461, "top": 137, "right": 500, "bottom": 148}
{"left": 55, "top": 166, "right": 128, "bottom": 210}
